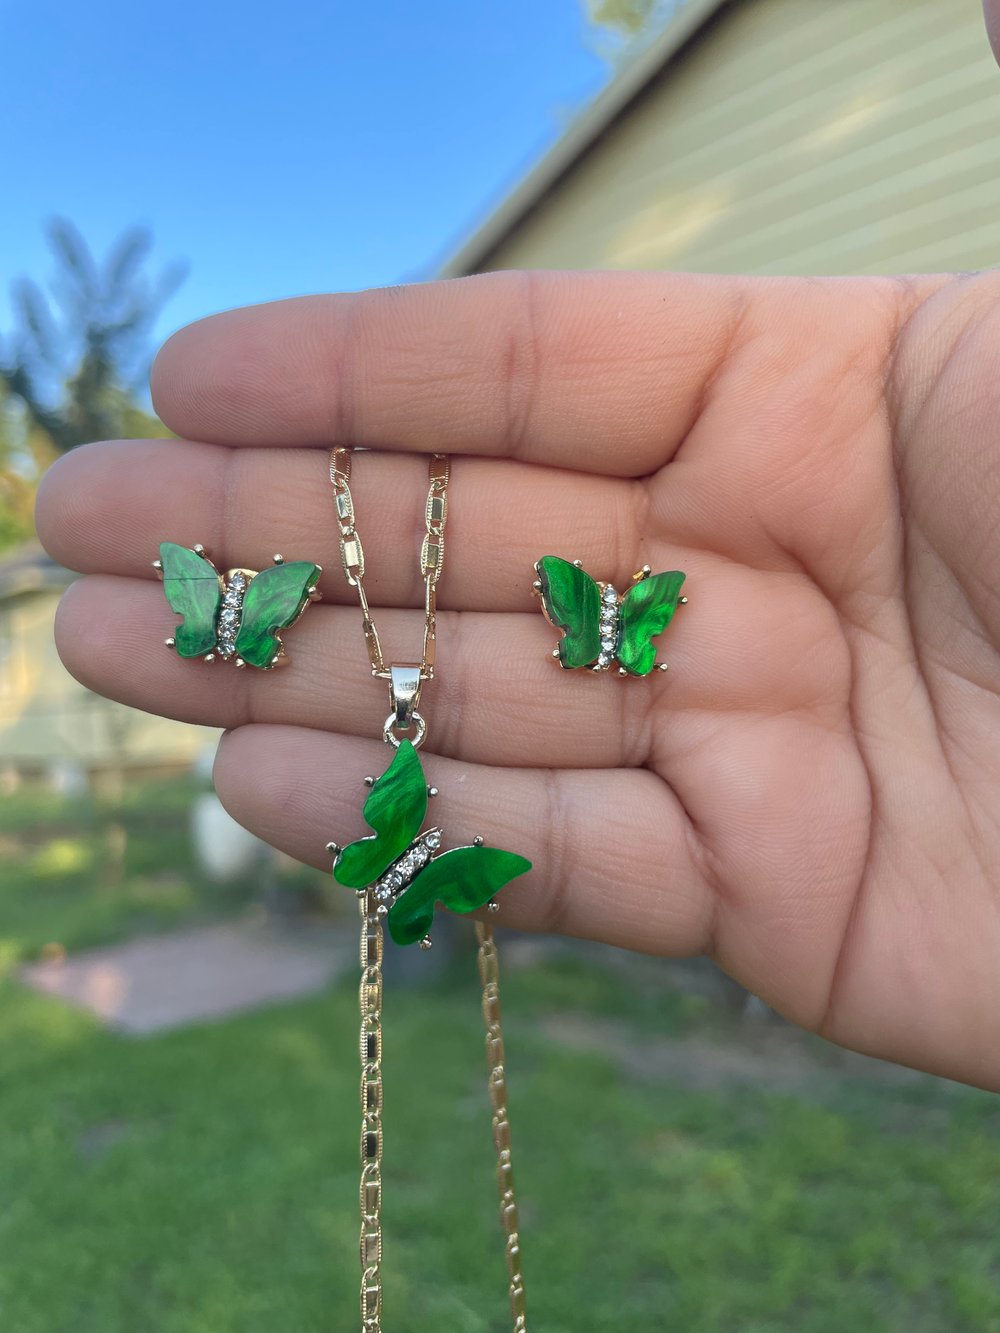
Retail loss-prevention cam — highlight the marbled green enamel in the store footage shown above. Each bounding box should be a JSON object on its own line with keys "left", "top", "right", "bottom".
{"left": 617, "top": 570, "right": 685, "bottom": 676}
{"left": 537, "top": 555, "right": 602, "bottom": 668}
{"left": 333, "top": 739, "right": 428, "bottom": 888}
{"left": 234, "top": 561, "right": 321, "bottom": 669}
{"left": 387, "top": 844, "right": 532, "bottom": 947}
{"left": 159, "top": 541, "right": 223, "bottom": 657}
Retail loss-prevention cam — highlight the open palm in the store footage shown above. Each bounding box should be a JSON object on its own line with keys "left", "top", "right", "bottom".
{"left": 36, "top": 267, "right": 1000, "bottom": 1090}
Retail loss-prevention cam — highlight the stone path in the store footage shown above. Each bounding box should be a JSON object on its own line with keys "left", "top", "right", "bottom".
{"left": 20, "top": 920, "right": 350, "bottom": 1035}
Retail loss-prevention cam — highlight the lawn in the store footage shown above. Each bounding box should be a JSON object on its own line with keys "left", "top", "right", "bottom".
{"left": 2, "top": 780, "right": 1000, "bottom": 1331}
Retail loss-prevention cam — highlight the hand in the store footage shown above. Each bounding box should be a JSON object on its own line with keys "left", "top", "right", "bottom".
{"left": 35, "top": 267, "right": 1000, "bottom": 1090}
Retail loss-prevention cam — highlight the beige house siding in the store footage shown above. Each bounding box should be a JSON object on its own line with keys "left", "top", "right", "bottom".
{"left": 0, "top": 589, "right": 216, "bottom": 773}
{"left": 469, "top": 0, "right": 1000, "bottom": 277}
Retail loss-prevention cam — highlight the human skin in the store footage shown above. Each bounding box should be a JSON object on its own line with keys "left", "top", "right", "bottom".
{"left": 34, "top": 9, "right": 1000, "bottom": 1095}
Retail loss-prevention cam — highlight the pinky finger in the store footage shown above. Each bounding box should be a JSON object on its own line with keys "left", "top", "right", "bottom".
{"left": 214, "top": 726, "right": 715, "bottom": 957}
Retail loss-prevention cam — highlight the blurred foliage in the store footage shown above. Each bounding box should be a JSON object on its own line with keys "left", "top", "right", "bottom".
{"left": 0, "top": 219, "right": 183, "bottom": 553}
{"left": 583, "top": 0, "right": 684, "bottom": 37}
{"left": 3, "top": 780, "right": 1000, "bottom": 1328}
{"left": 0, "top": 379, "right": 50, "bottom": 551}
{"left": 583, "top": 0, "right": 687, "bottom": 62}
{"left": 585, "top": 0, "right": 660, "bottom": 34}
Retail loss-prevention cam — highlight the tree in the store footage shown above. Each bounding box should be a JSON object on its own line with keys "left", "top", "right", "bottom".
{"left": 0, "top": 220, "right": 184, "bottom": 552}
{"left": 583, "top": 0, "right": 686, "bottom": 60}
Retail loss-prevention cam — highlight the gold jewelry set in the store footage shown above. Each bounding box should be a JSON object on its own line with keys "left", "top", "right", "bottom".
{"left": 155, "top": 447, "right": 687, "bottom": 1331}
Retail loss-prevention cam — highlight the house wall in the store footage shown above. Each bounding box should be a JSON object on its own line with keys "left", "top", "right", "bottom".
{"left": 0, "top": 590, "right": 216, "bottom": 773}
{"left": 475, "top": 0, "right": 1000, "bottom": 276}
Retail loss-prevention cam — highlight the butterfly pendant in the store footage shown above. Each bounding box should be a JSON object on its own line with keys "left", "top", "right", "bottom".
{"left": 155, "top": 541, "right": 322, "bottom": 670}
{"left": 534, "top": 556, "right": 686, "bottom": 676}
{"left": 329, "top": 740, "right": 531, "bottom": 948}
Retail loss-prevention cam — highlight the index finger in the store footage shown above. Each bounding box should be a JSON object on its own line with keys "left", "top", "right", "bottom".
{"left": 151, "top": 270, "right": 750, "bottom": 476}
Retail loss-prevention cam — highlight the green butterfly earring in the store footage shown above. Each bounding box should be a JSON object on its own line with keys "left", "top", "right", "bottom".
{"left": 328, "top": 737, "right": 530, "bottom": 948}
{"left": 154, "top": 541, "right": 322, "bottom": 670}
{"left": 534, "top": 555, "right": 687, "bottom": 676}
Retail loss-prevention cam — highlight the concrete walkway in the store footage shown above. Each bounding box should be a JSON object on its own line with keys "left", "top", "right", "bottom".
{"left": 20, "top": 920, "right": 350, "bottom": 1035}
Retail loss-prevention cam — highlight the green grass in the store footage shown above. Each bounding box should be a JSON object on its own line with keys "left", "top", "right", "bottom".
{"left": 0, "top": 778, "right": 321, "bottom": 965}
{"left": 2, "top": 781, "right": 1000, "bottom": 1331}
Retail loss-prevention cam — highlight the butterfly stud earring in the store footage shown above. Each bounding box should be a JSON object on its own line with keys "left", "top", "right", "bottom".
{"left": 154, "top": 541, "right": 322, "bottom": 670}
{"left": 533, "top": 555, "right": 687, "bottom": 676}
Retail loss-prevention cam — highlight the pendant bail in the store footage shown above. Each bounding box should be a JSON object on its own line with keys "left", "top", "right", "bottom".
{"left": 383, "top": 663, "right": 426, "bottom": 749}
{"left": 389, "top": 663, "right": 423, "bottom": 729}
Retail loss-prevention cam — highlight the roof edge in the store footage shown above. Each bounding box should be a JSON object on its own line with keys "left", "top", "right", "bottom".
{"left": 439, "top": 0, "right": 732, "bottom": 278}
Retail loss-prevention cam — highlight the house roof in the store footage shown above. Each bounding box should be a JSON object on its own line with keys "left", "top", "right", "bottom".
{"left": 439, "top": 0, "right": 734, "bottom": 278}
{"left": 0, "top": 541, "right": 75, "bottom": 602}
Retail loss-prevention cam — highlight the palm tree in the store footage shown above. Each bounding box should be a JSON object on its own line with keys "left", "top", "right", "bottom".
{"left": 0, "top": 219, "right": 184, "bottom": 550}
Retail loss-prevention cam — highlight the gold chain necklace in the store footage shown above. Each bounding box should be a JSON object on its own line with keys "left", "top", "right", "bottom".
{"left": 328, "top": 447, "right": 528, "bottom": 1333}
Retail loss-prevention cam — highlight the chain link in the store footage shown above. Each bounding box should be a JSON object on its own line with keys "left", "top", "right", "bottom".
{"left": 359, "top": 890, "right": 384, "bottom": 1333}
{"left": 330, "top": 448, "right": 449, "bottom": 682}
{"left": 476, "top": 922, "right": 528, "bottom": 1332}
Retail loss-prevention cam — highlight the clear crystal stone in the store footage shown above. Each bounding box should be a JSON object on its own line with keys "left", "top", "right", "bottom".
{"left": 603, "top": 586, "right": 617, "bottom": 603}
{"left": 424, "top": 831, "right": 441, "bottom": 850}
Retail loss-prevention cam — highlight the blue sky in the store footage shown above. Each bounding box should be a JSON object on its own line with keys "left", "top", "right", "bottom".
{"left": 2, "top": 0, "right": 611, "bottom": 344}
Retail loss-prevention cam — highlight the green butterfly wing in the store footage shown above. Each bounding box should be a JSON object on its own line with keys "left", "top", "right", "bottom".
{"left": 387, "top": 844, "right": 532, "bottom": 947}
{"left": 159, "top": 541, "right": 223, "bottom": 658}
{"left": 617, "top": 571, "right": 685, "bottom": 677}
{"left": 234, "top": 561, "right": 321, "bottom": 669}
{"left": 536, "top": 556, "right": 602, "bottom": 669}
{"left": 333, "top": 739, "right": 428, "bottom": 889}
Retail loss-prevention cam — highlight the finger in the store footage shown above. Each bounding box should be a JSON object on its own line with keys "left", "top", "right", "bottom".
{"left": 36, "top": 439, "right": 641, "bottom": 612}
{"left": 150, "top": 270, "right": 758, "bottom": 475}
{"left": 54, "top": 566, "right": 834, "bottom": 769}
{"left": 213, "top": 724, "right": 715, "bottom": 956}
{"left": 985, "top": 0, "right": 1000, "bottom": 63}
{"left": 57, "top": 577, "right": 633, "bottom": 768}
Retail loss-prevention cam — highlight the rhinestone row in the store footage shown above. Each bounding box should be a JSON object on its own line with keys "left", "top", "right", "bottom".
{"left": 596, "top": 584, "right": 620, "bottom": 669}
{"left": 217, "top": 572, "right": 248, "bottom": 659}
{"left": 373, "top": 830, "right": 442, "bottom": 904}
